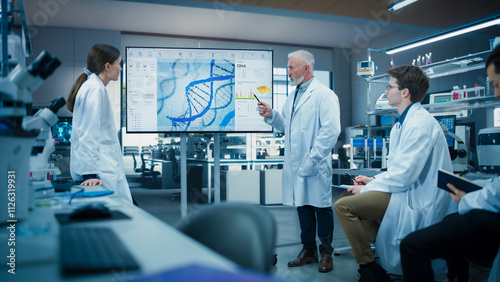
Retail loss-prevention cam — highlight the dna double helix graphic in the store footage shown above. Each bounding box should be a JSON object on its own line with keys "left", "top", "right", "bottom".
{"left": 158, "top": 59, "right": 235, "bottom": 131}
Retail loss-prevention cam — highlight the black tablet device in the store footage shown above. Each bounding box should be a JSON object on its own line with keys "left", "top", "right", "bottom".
{"left": 437, "top": 169, "right": 483, "bottom": 194}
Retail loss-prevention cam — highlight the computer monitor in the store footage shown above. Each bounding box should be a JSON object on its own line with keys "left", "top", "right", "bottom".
{"left": 125, "top": 47, "right": 274, "bottom": 133}
{"left": 52, "top": 117, "right": 72, "bottom": 145}
{"left": 434, "top": 115, "right": 456, "bottom": 147}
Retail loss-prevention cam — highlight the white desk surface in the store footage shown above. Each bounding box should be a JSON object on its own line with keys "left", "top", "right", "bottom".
{"left": 0, "top": 185, "right": 237, "bottom": 281}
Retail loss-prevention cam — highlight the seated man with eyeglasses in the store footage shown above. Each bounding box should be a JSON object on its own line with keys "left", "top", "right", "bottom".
{"left": 334, "top": 65, "right": 457, "bottom": 281}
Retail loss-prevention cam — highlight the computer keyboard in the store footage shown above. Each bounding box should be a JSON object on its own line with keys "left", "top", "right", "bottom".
{"left": 60, "top": 226, "right": 140, "bottom": 276}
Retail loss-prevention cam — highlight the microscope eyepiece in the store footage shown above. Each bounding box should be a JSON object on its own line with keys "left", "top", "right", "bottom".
{"left": 48, "top": 97, "right": 66, "bottom": 113}
{"left": 40, "top": 57, "right": 61, "bottom": 79}
{"left": 27, "top": 51, "right": 61, "bottom": 79}
{"left": 28, "top": 51, "right": 52, "bottom": 77}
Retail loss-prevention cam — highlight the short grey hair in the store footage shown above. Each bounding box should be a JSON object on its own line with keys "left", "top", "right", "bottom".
{"left": 288, "top": 50, "right": 315, "bottom": 69}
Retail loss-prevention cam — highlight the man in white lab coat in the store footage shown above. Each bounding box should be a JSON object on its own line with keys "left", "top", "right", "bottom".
{"left": 334, "top": 65, "right": 457, "bottom": 280}
{"left": 258, "top": 50, "right": 341, "bottom": 273}
{"left": 400, "top": 45, "right": 500, "bottom": 282}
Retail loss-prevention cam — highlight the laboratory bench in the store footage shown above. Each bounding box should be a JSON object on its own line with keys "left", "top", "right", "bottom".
{"left": 0, "top": 185, "right": 242, "bottom": 281}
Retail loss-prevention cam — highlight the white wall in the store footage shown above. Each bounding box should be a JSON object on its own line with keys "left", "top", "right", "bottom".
{"left": 29, "top": 27, "right": 122, "bottom": 131}
{"left": 120, "top": 34, "right": 337, "bottom": 71}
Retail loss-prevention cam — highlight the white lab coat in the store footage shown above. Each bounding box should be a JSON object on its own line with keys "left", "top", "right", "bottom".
{"left": 361, "top": 103, "right": 457, "bottom": 274}
{"left": 265, "top": 78, "right": 340, "bottom": 207}
{"left": 459, "top": 175, "right": 500, "bottom": 214}
{"left": 70, "top": 74, "right": 133, "bottom": 203}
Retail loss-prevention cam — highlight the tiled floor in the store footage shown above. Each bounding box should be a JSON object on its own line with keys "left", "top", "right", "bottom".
{"left": 130, "top": 185, "right": 490, "bottom": 282}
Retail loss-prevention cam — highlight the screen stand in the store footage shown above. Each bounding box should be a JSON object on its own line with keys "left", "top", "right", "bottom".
{"left": 180, "top": 133, "right": 187, "bottom": 218}
{"left": 214, "top": 133, "right": 221, "bottom": 204}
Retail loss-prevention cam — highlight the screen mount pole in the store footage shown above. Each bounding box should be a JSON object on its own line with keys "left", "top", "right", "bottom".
{"left": 214, "top": 133, "right": 221, "bottom": 203}
{"left": 180, "top": 133, "right": 187, "bottom": 218}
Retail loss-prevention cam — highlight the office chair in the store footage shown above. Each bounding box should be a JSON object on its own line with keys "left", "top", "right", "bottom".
{"left": 123, "top": 146, "right": 148, "bottom": 176}
{"left": 123, "top": 146, "right": 143, "bottom": 188}
{"left": 176, "top": 203, "right": 276, "bottom": 273}
{"left": 171, "top": 149, "right": 181, "bottom": 184}
{"left": 123, "top": 146, "right": 142, "bottom": 175}
{"left": 139, "top": 152, "right": 161, "bottom": 187}
{"left": 169, "top": 149, "right": 206, "bottom": 203}
{"left": 131, "top": 153, "right": 142, "bottom": 174}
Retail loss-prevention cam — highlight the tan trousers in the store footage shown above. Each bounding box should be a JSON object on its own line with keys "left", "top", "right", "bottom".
{"left": 334, "top": 191, "right": 391, "bottom": 265}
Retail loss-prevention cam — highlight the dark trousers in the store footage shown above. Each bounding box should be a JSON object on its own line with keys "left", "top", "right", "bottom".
{"left": 400, "top": 210, "right": 500, "bottom": 282}
{"left": 297, "top": 205, "right": 334, "bottom": 254}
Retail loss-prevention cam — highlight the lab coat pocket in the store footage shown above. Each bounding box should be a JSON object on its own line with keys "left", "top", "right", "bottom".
{"left": 394, "top": 193, "right": 425, "bottom": 240}
{"left": 298, "top": 155, "right": 318, "bottom": 177}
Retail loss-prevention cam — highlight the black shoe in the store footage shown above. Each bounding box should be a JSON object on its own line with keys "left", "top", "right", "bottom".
{"left": 358, "top": 261, "right": 391, "bottom": 282}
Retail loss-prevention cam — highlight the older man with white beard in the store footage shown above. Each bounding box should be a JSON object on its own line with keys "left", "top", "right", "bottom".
{"left": 258, "top": 50, "right": 341, "bottom": 273}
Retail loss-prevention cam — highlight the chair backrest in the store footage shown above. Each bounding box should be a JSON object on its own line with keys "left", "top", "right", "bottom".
{"left": 124, "top": 146, "right": 141, "bottom": 173}
{"left": 171, "top": 149, "right": 180, "bottom": 183}
{"left": 131, "top": 153, "right": 140, "bottom": 172}
{"left": 176, "top": 203, "right": 276, "bottom": 273}
{"left": 139, "top": 153, "right": 147, "bottom": 171}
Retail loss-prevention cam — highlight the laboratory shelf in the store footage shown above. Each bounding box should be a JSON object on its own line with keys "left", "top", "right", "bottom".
{"left": 367, "top": 96, "right": 500, "bottom": 116}
{"left": 366, "top": 50, "right": 494, "bottom": 119}
{"left": 362, "top": 49, "right": 496, "bottom": 169}
{"left": 366, "top": 50, "right": 490, "bottom": 83}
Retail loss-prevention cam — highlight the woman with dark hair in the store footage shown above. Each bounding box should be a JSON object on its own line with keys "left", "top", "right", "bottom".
{"left": 400, "top": 44, "right": 500, "bottom": 282}
{"left": 68, "top": 43, "right": 133, "bottom": 203}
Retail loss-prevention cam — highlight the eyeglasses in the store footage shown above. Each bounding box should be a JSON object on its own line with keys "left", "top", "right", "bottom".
{"left": 386, "top": 84, "right": 403, "bottom": 91}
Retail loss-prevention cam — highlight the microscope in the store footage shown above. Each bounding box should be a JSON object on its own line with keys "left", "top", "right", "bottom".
{"left": 0, "top": 50, "right": 62, "bottom": 222}
{"left": 24, "top": 96, "right": 66, "bottom": 188}
{"left": 438, "top": 122, "right": 468, "bottom": 173}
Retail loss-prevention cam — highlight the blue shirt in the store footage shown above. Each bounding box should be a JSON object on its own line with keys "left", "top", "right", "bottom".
{"left": 269, "top": 77, "right": 314, "bottom": 119}
{"left": 398, "top": 102, "right": 417, "bottom": 125}
{"left": 292, "top": 77, "right": 314, "bottom": 113}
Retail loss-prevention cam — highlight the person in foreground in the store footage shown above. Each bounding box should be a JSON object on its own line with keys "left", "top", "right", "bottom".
{"left": 334, "top": 65, "right": 457, "bottom": 281}
{"left": 67, "top": 43, "right": 133, "bottom": 203}
{"left": 400, "top": 45, "right": 500, "bottom": 282}
{"left": 258, "top": 50, "right": 341, "bottom": 273}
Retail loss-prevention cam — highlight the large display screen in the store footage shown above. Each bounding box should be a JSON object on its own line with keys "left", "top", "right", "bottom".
{"left": 126, "top": 47, "right": 273, "bottom": 133}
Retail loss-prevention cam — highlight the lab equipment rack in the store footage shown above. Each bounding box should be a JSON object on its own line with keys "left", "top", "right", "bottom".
{"left": 364, "top": 49, "right": 500, "bottom": 167}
